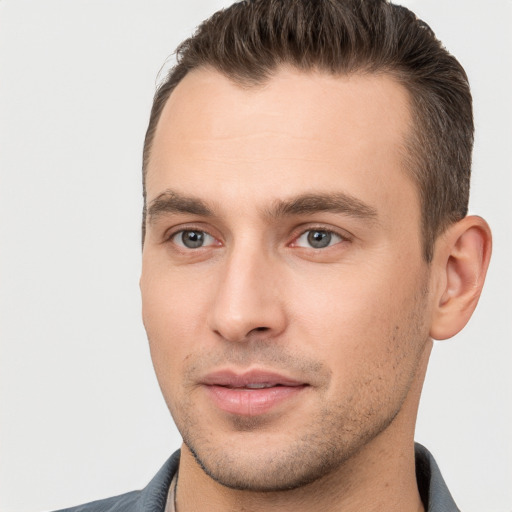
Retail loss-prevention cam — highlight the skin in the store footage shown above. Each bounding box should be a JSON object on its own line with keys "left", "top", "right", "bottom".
{"left": 140, "top": 67, "right": 491, "bottom": 511}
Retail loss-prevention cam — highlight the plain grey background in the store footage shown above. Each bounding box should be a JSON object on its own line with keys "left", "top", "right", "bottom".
{"left": 0, "top": 1, "right": 510, "bottom": 511}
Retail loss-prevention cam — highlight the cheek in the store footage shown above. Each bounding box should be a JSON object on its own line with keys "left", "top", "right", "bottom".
{"left": 290, "top": 262, "right": 396, "bottom": 329}
{"left": 142, "top": 256, "right": 209, "bottom": 326}
{"left": 288, "top": 261, "right": 427, "bottom": 378}
{"left": 140, "top": 264, "right": 209, "bottom": 380}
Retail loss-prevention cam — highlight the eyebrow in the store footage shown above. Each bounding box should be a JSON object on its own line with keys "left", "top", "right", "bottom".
{"left": 265, "top": 192, "right": 378, "bottom": 221}
{"left": 147, "top": 190, "right": 214, "bottom": 222}
{"left": 147, "top": 189, "right": 378, "bottom": 223}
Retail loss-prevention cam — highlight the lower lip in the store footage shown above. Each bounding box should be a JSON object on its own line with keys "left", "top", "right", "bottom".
{"left": 204, "top": 384, "right": 307, "bottom": 416}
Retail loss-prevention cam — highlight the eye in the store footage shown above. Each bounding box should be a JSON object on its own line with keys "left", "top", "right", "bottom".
{"left": 293, "top": 229, "right": 344, "bottom": 249}
{"left": 171, "top": 230, "right": 217, "bottom": 249}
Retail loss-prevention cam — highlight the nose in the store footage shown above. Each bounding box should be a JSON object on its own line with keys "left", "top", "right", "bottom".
{"left": 207, "top": 244, "right": 287, "bottom": 343}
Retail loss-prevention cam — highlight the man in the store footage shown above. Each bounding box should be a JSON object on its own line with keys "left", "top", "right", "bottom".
{"left": 58, "top": 0, "right": 491, "bottom": 510}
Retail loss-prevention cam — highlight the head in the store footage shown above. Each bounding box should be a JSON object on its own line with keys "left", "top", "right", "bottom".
{"left": 139, "top": 0, "right": 491, "bottom": 496}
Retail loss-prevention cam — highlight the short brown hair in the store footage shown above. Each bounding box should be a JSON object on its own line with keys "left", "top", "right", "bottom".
{"left": 142, "top": 0, "right": 473, "bottom": 261}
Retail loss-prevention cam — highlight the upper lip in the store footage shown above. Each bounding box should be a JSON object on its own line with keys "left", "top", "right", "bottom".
{"left": 201, "top": 369, "right": 307, "bottom": 388}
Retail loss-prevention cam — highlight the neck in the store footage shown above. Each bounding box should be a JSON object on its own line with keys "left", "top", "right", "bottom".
{"left": 175, "top": 342, "right": 432, "bottom": 512}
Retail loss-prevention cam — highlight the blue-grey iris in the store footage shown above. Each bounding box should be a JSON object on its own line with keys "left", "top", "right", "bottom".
{"left": 181, "top": 231, "right": 205, "bottom": 248}
{"left": 308, "top": 230, "right": 331, "bottom": 248}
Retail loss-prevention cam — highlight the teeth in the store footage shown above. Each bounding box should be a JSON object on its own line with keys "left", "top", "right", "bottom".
{"left": 245, "top": 383, "right": 275, "bottom": 389}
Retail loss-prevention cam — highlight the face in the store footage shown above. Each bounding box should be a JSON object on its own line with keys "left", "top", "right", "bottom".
{"left": 140, "top": 68, "right": 433, "bottom": 491}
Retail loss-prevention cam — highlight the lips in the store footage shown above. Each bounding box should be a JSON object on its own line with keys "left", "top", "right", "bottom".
{"left": 201, "top": 370, "right": 308, "bottom": 416}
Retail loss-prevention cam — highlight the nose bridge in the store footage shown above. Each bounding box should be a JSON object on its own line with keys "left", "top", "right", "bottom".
{"left": 208, "top": 238, "right": 285, "bottom": 342}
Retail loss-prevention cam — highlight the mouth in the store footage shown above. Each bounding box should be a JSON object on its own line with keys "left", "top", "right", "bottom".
{"left": 201, "top": 369, "right": 309, "bottom": 416}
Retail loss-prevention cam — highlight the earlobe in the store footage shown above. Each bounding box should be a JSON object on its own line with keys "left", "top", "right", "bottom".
{"left": 430, "top": 216, "right": 492, "bottom": 340}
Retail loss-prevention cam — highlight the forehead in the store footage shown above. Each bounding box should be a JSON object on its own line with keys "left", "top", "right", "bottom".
{"left": 146, "top": 67, "right": 416, "bottom": 219}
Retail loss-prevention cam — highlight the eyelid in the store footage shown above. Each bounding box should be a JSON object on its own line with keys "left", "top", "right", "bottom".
{"left": 161, "top": 223, "right": 350, "bottom": 250}
{"left": 163, "top": 224, "right": 222, "bottom": 248}
{"left": 288, "top": 225, "right": 351, "bottom": 248}
{"left": 172, "top": 230, "right": 217, "bottom": 249}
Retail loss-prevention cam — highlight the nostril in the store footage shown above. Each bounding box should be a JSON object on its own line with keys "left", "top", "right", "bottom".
{"left": 252, "top": 326, "right": 270, "bottom": 333}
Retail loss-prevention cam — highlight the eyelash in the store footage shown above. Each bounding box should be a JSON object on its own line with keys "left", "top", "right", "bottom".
{"left": 167, "top": 226, "right": 220, "bottom": 250}
{"left": 165, "top": 225, "right": 349, "bottom": 251}
{"left": 290, "top": 227, "right": 347, "bottom": 249}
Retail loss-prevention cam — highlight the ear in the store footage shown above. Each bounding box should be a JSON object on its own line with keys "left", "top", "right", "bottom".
{"left": 429, "top": 215, "right": 492, "bottom": 340}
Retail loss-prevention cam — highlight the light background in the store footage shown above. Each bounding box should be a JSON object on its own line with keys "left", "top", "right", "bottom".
{"left": 0, "top": 1, "right": 510, "bottom": 511}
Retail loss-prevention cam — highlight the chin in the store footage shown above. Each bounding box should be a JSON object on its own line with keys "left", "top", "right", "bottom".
{"left": 186, "top": 440, "right": 340, "bottom": 492}
{"left": 180, "top": 408, "right": 393, "bottom": 493}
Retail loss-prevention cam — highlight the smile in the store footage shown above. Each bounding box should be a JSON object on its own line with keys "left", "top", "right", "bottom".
{"left": 201, "top": 370, "right": 309, "bottom": 416}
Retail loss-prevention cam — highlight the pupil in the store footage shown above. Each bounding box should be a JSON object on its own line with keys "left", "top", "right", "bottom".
{"left": 307, "top": 230, "right": 331, "bottom": 248}
{"left": 182, "top": 231, "right": 204, "bottom": 248}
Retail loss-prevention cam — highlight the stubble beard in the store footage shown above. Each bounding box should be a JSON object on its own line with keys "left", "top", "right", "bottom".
{"left": 171, "top": 349, "right": 426, "bottom": 491}
{"left": 163, "top": 282, "right": 431, "bottom": 493}
{"left": 180, "top": 399, "right": 403, "bottom": 492}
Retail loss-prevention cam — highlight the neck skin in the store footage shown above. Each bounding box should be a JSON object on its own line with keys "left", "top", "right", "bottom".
{"left": 175, "top": 341, "right": 432, "bottom": 512}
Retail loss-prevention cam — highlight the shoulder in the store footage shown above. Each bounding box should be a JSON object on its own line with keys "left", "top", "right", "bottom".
{"left": 53, "top": 490, "right": 140, "bottom": 512}
{"left": 415, "top": 443, "right": 460, "bottom": 512}
{"left": 52, "top": 451, "right": 181, "bottom": 512}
